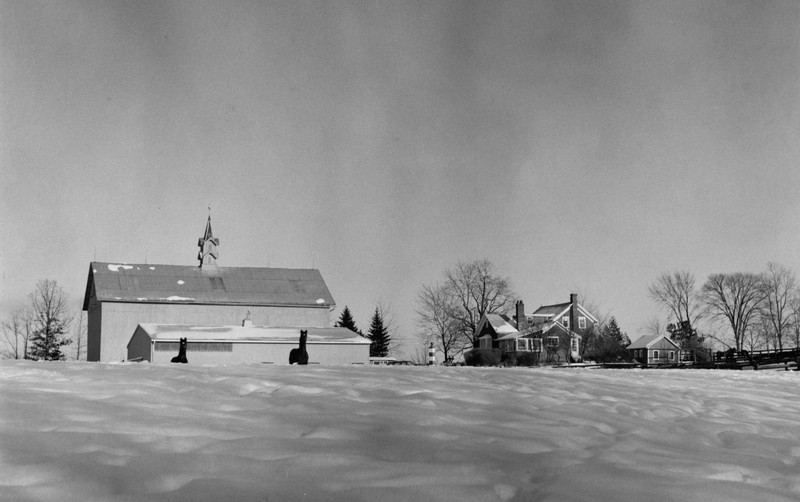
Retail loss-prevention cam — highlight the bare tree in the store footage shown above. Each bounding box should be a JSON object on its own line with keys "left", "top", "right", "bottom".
{"left": 792, "top": 295, "right": 800, "bottom": 350}
{"left": 648, "top": 271, "right": 704, "bottom": 331}
{"left": 702, "top": 273, "right": 765, "bottom": 351}
{"left": 444, "top": 259, "right": 516, "bottom": 348}
{"left": 643, "top": 316, "right": 666, "bottom": 337}
{"left": 408, "top": 344, "right": 430, "bottom": 366}
{"left": 28, "top": 279, "right": 73, "bottom": 361}
{"left": 1, "top": 308, "right": 34, "bottom": 359}
{"left": 760, "top": 262, "right": 797, "bottom": 351}
{"left": 740, "top": 324, "right": 763, "bottom": 352}
{"left": 751, "top": 314, "right": 776, "bottom": 351}
{"left": 416, "top": 282, "right": 463, "bottom": 363}
{"left": 72, "top": 310, "right": 88, "bottom": 361}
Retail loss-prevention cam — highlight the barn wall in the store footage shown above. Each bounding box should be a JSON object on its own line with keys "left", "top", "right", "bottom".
{"left": 87, "top": 301, "right": 102, "bottom": 362}
{"left": 149, "top": 341, "right": 369, "bottom": 365}
{"left": 95, "top": 302, "right": 331, "bottom": 362}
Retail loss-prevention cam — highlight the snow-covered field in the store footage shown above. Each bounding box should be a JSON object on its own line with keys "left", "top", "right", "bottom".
{"left": 2, "top": 362, "right": 800, "bottom": 502}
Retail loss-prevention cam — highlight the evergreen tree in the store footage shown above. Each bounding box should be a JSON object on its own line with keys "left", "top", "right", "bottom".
{"left": 335, "top": 306, "right": 361, "bottom": 335}
{"left": 367, "top": 306, "right": 391, "bottom": 357}
{"left": 585, "top": 317, "right": 631, "bottom": 362}
{"left": 603, "top": 317, "right": 625, "bottom": 345}
{"left": 667, "top": 320, "right": 708, "bottom": 361}
{"left": 28, "top": 279, "right": 72, "bottom": 361}
{"left": 599, "top": 317, "right": 630, "bottom": 362}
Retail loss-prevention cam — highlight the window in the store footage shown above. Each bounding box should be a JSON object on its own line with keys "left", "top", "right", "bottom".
{"left": 479, "top": 337, "right": 491, "bottom": 349}
{"left": 669, "top": 351, "right": 675, "bottom": 361}
{"left": 532, "top": 338, "right": 542, "bottom": 352}
{"left": 547, "top": 336, "right": 560, "bottom": 348}
{"left": 518, "top": 338, "right": 529, "bottom": 352}
{"left": 571, "top": 338, "right": 579, "bottom": 353}
{"left": 562, "top": 316, "right": 569, "bottom": 328}
{"left": 578, "top": 317, "right": 586, "bottom": 329}
{"left": 652, "top": 350, "right": 659, "bottom": 359}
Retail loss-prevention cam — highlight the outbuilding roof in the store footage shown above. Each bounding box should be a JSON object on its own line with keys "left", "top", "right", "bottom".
{"left": 133, "top": 324, "right": 369, "bottom": 344}
{"left": 84, "top": 262, "right": 335, "bottom": 310}
{"left": 628, "top": 334, "right": 680, "bottom": 350}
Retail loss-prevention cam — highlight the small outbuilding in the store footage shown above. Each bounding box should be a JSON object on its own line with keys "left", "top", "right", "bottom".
{"left": 628, "top": 334, "right": 681, "bottom": 367}
{"left": 128, "top": 323, "right": 370, "bottom": 365}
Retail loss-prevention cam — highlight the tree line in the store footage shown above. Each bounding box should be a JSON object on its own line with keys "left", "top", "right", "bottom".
{"left": 2, "top": 279, "right": 84, "bottom": 361}
{"left": 648, "top": 263, "right": 800, "bottom": 353}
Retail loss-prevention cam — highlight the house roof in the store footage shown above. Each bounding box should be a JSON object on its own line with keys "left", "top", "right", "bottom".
{"left": 497, "top": 321, "right": 578, "bottom": 341}
{"left": 84, "top": 262, "right": 335, "bottom": 310}
{"left": 531, "top": 302, "right": 571, "bottom": 318}
{"left": 628, "top": 334, "right": 680, "bottom": 350}
{"left": 132, "top": 324, "right": 369, "bottom": 345}
{"left": 530, "top": 301, "right": 599, "bottom": 324}
{"left": 484, "top": 314, "right": 518, "bottom": 335}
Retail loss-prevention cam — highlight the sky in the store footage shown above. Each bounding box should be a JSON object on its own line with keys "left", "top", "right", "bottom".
{"left": 4, "top": 362, "right": 800, "bottom": 501}
{"left": 2, "top": 1, "right": 800, "bottom": 356}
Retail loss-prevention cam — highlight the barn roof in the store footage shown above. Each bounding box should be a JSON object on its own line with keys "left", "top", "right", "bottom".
{"left": 133, "top": 324, "right": 369, "bottom": 344}
{"left": 84, "top": 262, "right": 335, "bottom": 310}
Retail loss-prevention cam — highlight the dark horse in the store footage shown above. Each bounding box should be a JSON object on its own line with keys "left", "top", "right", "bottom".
{"left": 171, "top": 338, "right": 188, "bottom": 363}
{"left": 289, "top": 330, "right": 309, "bottom": 365}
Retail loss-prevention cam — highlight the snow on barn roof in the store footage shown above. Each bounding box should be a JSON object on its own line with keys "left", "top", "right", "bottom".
{"left": 84, "top": 262, "right": 335, "bottom": 310}
{"left": 134, "top": 324, "right": 370, "bottom": 344}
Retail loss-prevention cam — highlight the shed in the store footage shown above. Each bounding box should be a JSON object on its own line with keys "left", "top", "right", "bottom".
{"left": 128, "top": 324, "right": 370, "bottom": 365}
{"left": 628, "top": 335, "right": 681, "bottom": 367}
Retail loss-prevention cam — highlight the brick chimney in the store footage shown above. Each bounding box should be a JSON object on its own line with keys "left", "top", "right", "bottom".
{"left": 569, "top": 293, "right": 578, "bottom": 332}
{"left": 516, "top": 300, "right": 527, "bottom": 331}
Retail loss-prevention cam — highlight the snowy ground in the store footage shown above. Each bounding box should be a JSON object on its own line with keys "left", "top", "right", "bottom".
{"left": 2, "top": 362, "right": 800, "bottom": 502}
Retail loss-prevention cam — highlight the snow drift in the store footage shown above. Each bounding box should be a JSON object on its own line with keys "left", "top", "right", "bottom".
{"left": 1, "top": 362, "right": 800, "bottom": 501}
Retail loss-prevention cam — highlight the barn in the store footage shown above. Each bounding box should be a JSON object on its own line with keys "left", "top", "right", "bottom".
{"left": 128, "top": 324, "right": 370, "bottom": 365}
{"left": 83, "top": 216, "right": 346, "bottom": 363}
